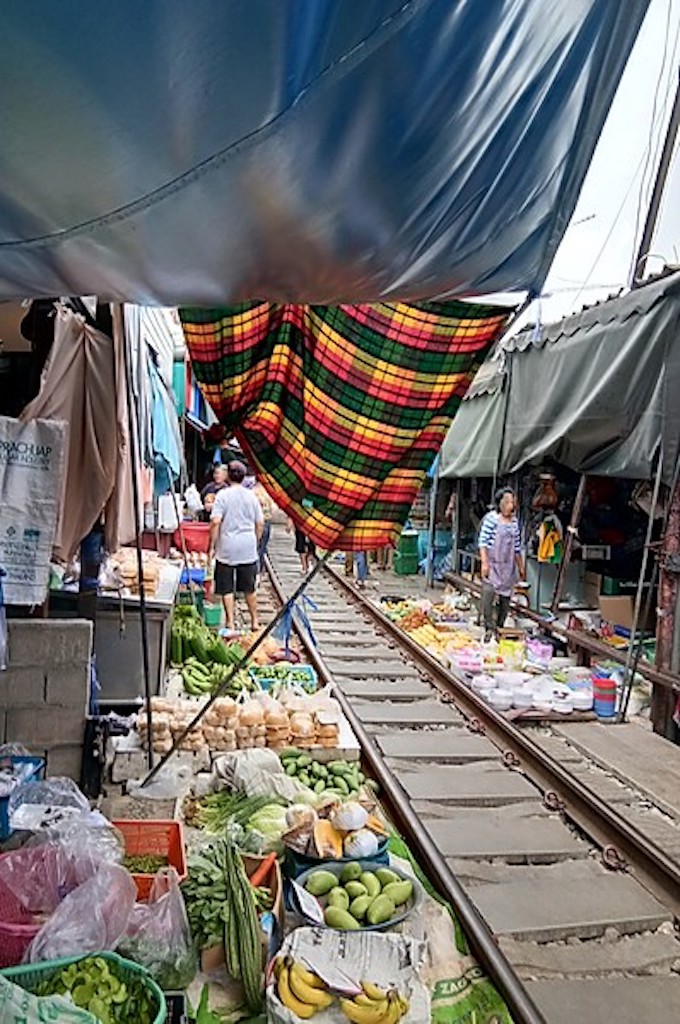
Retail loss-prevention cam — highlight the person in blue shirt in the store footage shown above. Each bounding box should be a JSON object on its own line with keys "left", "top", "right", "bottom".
{"left": 478, "top": 488, "right": 525, "bottom": 638}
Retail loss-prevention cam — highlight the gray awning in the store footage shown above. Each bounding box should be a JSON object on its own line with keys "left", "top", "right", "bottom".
{"left": 440, "top": 271, "right": 680, "bottom": 483}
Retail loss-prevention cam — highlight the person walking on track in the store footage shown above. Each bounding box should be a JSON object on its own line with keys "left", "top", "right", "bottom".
{"left": 479, "top": 488, "right": 525, "bottom": 638}
{"left": 209, "top": 461, "right": 264, "bottom": 634}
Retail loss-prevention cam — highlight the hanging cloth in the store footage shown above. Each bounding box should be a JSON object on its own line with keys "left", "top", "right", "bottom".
{"left": 181, "top": 300, "right": 510, "bottom": 551}
{"left": 537, "top": 513, "right": 564, "bottom": 564}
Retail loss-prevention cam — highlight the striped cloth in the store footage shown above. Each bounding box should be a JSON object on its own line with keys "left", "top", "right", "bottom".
{"left": 181, "top": 301, "right": 509, "bottom": 550}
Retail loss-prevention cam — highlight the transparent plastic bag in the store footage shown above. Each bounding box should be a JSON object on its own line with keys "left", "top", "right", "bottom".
{"left": 0, "top": 818, "right": 124, "bottom": 916}
{"left": 127, "top": 762, "right": 193, "bottom": 801}
{"left": 8, "top": 776, "right": 90, "bottom": 832}
{"left": 27, "top": 864, "right": 136, "bottom": 963}
{"left": 119, "top": 867, "right": 196, "bottom": 990}
{"left": 0, "top": 975, "right": 98, "bottom": 1024}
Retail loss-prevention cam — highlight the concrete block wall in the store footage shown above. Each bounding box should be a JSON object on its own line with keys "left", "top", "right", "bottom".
{"left": 1, "top": 619, "right": 92, "bottom": 780}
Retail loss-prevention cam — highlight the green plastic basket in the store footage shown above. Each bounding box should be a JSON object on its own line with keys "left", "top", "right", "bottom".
{"left": 1, "top": 951, "right": 167, "bottom": 1024}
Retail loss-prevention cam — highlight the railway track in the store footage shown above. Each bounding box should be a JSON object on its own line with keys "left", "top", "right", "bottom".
{"left": 264, "top": 528, "right": 680, "bottom": 1024}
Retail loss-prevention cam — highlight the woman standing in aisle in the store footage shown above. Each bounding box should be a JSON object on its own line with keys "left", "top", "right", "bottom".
{"left": 478, "top": 488, "right": 525, "bottom": 638}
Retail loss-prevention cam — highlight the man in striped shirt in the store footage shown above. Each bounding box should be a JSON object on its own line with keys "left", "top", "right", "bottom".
{"left": 479, "top": 488, "right": 525, "bottom": 637}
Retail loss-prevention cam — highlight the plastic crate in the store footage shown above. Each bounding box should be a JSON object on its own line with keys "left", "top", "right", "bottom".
{"left": 248, "top": 663, "right": 318, "bottom": 693}
{"left": 393, "top": 553, "right": 419, "bottom": 576}
{"left": 0, "top": 755, "right": 46, "bottom": 840}
{"left": 1, "top": 951, "right": 166, "bottom": 1023}
{"left": 113, "top": 820, "right": 187, "bottom": 902}
{"left": 397, "top": 530, "right": 419, "bottom": 557}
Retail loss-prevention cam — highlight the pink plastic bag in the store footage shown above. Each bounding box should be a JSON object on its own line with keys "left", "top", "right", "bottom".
{"left": 27, "top": 864, "right": 136, "bottom": 963}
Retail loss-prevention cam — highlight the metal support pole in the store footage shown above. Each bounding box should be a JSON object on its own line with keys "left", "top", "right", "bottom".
{"left": 617, "top": 452, "right": 664, "bottom": 720}
{"left": 451, "top": 478, "right": 461, "bottom": 575}
{"left": 425, "top": 457, "right": 440, "bottom": 588}
{"left": 114, "top": 304, "right": 155, "bottom": 771}
{"left": 631, "top": 67, "right": 680, "bottom": 286}
{"left": 550, "top": 474, "right": 587, "bottom": 614}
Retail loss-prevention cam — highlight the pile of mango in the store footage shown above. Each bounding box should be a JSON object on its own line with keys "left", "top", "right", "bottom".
{"left": 303, "top": 863, "right": 414, "bottom": 930}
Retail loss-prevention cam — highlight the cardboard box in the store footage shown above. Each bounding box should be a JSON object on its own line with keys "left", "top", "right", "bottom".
{"left": 200, "top": 852, "right": 284, "bottom": 972}
{"left": 584, "top": 571, "right": 602, "bottom": 608}
{"left": 598, "top": 596, "right": 655, "bottom": 632}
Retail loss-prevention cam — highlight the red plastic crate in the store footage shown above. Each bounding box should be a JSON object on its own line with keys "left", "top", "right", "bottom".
{"left": 113, "top": 819, "right": 187, "bottom": 902}
{"left": 174, "top": 521, "right": 210, "bottom": 553}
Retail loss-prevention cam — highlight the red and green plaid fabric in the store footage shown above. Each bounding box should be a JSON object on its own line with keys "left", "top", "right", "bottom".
{"left": 180, "top": 301, "right": 509, "bottom": 550}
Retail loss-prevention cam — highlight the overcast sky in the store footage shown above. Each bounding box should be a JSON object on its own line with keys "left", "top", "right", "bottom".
{"left": 531, "top": 0, "right": 680, "bottom": 326}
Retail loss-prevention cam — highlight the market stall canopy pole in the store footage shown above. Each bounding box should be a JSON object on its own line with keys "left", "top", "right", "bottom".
{"left": 181, "top": 300, "right": 510, "bottom": 550}
{"left": 0, "top": 0, "right": 648, "bottom": 304}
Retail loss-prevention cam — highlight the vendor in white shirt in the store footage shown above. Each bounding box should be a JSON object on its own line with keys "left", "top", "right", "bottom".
{"left": 208, "top": 461, "right": 264, "bottom": 634}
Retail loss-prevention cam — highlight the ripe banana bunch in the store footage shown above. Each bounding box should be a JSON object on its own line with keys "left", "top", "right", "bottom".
{"left": 340, "top": 982, "right": 410, "bottom": 1024}
{"left": 275, "top": 956, "right": 334, "bottom": 1019}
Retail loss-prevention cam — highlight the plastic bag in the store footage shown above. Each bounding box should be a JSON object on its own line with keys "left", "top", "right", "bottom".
{"left": 212, "top": 748, "right": 311, "bottom": 802}
{"left": 8, "top": 776, "right": 90, "bottom": 832}
{"left": 0, "top": 975, "right": 98, "bottom": 1024}
{"left": 184, "top": 484, "right": 203, "bottom": 514}
{"left": 0, "top": 567, "right": 7, "bottom": 671}
{"left": 119, "top": 867, "right": 196, "bottom": 990}
{"left": 127, "top": 762, "right": 193, "bottom": 801}
{"left": 27, "top": 863, "right": 136, "bottom": 963}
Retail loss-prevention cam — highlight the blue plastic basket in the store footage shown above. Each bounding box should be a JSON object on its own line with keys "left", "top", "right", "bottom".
{"left": 0, "top": 756, "right": 46, "bottom": 840}
{"left": 248, "top": 664, "right": 318, "bottom": 693}
{"left": 179, "top": 567, "right": 206, "bottom": 585}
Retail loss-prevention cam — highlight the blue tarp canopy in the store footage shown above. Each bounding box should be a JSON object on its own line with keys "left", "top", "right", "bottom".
{"left": 0, "top": 0, "right": 648, "bottom": 305}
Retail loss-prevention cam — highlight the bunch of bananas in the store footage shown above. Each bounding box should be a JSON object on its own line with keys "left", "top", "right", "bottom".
{"left": 274, "top": 956, "right": 334, "bottom": 1019}
{"left": 340, "top": 983, "right": 410, "bottom": 1024}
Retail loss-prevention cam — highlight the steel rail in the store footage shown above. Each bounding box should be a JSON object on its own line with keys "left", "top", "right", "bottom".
{"left": 264, "top": 557, "right": 548, "bottom": 1024}
{"left": 324, "top": 565, "right": 680, "bottom": 919}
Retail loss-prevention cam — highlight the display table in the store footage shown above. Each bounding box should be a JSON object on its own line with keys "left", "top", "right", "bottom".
{"left": 49, "top": 562, "right": 181, "bottom": 706}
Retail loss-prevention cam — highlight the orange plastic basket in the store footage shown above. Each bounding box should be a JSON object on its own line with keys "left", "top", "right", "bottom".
{"left": 113, "top": 819, "right": 187, "bottom": 902}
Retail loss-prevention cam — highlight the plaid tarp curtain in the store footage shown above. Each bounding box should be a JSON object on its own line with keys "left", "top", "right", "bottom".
{"left": 180, "top": 301, "right": 509, "bottom": 550}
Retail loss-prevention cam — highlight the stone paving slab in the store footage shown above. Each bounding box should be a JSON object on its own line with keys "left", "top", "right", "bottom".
{"left": 500, "top": 931, "right": 680, "bottom": 979}
{"left": 567, "top": 765, "right": 636, "bottom": 803}
{"left": 526, "top": 978, "right": 680, "bottom": 1024}
{"left": 350, "top": 700, "right": 463, "bottom": 725}
{"left": 467, "top": 859, "right": 670, "bottom": 941}
{"left": 555, "top": 721, "right": 680, "bottom": 820}
{"left": 612, "top": 804, "right": 680, "bottom": 859}
{"left": 326, "top": 660, "right": 419, "bottom": 679}
{"left": 377, "top": 729, "right": 496, "bottom": 762}
{"left": 420, "top": 804, "right": 588, "bottom": 862}
{"left": 320, "top": 636, "right": 395, "bottom": 649}
{"left": 395, "top": 762, "right": 538, "bottom": 806}
{"left": 339, "top": 679, "right": 432, "bottom": 701}
{"left": 521, "top": 730, "right": 586, "bottom": 764}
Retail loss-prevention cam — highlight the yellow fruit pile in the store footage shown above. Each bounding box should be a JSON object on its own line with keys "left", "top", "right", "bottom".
{"left": 340, "top": 982, "right": 410, "bottom": 1024}
{"left": 274, "top": 957, "right": 333, "bottom": 1019}
{"left": 273, "top": 959, "right": 410, "bottom": 1023}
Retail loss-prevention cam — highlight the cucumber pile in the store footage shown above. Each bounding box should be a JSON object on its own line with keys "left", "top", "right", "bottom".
{"left": 280, "top": 749, "right": 370, "bottom": 796}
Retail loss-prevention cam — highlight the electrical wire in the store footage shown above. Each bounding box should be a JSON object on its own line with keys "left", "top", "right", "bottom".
{"left": 571, "top": 1, "right": 679, "bottom": 310}
{"left": 627, "top": 0, "right": 679, "bottom": 283}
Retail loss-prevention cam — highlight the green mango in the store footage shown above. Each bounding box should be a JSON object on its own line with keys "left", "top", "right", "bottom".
{"left": 324, "top": 906, "right": 361, "bottom": 930}
{"left": 344, "top": 880, "right": 367, "bottom": 900}
{"left": 359, "top": 871, "right": 381, "bottom": 898}
{"left": 366, "top": 894, "right": 396, "bottom": 927}
{"left": 375, "top": 867, "right": 400, "bottom": 888}
{"left": 305, "top": 870, "right": 339, "bottom": 897}
{"left": 381, "top": 879, "right": 413, "bottom": 907}
{"left": 349, "top": 894, "right": 372, "bottom": 921}
{"left": 340, "top": 861, "right": 363, "bottom": 885}
{"left": 327, "top": 886, "right": 350, "bottom": 911}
